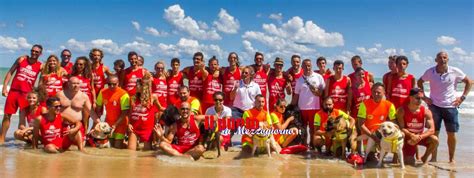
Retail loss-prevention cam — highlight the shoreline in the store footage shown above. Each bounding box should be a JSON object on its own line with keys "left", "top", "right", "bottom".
{"left": 1, "top": 115, "right": 474, "bottom": 177}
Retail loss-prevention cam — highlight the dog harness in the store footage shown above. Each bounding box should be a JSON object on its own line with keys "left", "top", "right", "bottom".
{"left": 333, "top": 120, "right": 351, "bottom": 140}
{"left": 382, "top": 131, "right": 404, "bottom": 153}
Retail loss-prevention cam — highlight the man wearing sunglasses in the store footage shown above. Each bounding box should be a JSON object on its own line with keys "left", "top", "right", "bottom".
{"left": 397, "top": 88, "right": 438, "bottom": 165}
{"left": 60, "top": 49, "right": 74, "bottom": 75}
{"left": 96, "top": 76, "right": 130, "bottom": 148}
{"left": 1, "top": 44, "right": 43, "bottom": 144}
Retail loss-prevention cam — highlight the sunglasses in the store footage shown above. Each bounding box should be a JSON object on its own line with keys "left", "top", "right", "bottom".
{"left": 278, "top": 105, "right": 286, "bottom": 109}
{"left": 242, "top": 71, "right": 249, "bottom": 74}
{"left": 180, "top": 108, "right": 190, "bottom": 111}
{"left": 214, "top": 98, "right": 223, "bottom": 102}
{"left": 62, "top": 55, "right": 71, "bottom": 58}
{"left": 52, "top": 105, "right": 61, "bottom": 109}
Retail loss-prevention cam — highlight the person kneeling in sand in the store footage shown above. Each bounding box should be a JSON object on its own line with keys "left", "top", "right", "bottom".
{"left": 14, "top": 91, "right": 46, "bottom": 143}
{"left": 397, "top": 88, "right": 438, "bottom": 165}
{"left": 156, "top": 102, "right": 206, "bottom": 160}
{"left": 32, "top": 97, "right": 84, "bottom": 153}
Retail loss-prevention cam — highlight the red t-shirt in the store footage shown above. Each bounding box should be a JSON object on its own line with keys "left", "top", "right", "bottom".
{"left": 167, "top": 72, "right": 183, "bottom": 106}
{"left": 328, "top": 76, "right": 350, "bottom": 111}
{"left": 152, "top": 77, "right": 168, "bottom": 108}
{"left": 222, "top": 67, "right": 241, "bottom": 105}
{"left": 403, "top": 105, "right": 426, "bottom": 134}
{"left": 267, "top": 74, "right": 286, "bottom": 111}
{"left": 389, "top": 74, "right": 414, "bottom": 108}
{"left": 186, "top": 67, "right": 204, "bottom": 100}
{"left": 11, "top": 57, "right": 42, "bottom": 93}
{"left": 123, "top": 67, "right": 144, "bottom": 96}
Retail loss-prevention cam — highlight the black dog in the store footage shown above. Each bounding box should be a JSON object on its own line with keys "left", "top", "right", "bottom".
{"left": 158, "top": 105, "right": 180, "bottom": 144}
{"left": 200, "top": 118, "right": 221, "bottom": 158}
{"left": 283, "top": 104, "right": 306, "bottom": 145}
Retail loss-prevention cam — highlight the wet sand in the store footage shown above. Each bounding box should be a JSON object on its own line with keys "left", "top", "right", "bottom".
{"left": 1, "top": 117, "right": 474, "bottom": 177}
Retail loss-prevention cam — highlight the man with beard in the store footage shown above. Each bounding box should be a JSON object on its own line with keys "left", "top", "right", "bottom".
{"left": 313, "top": 97, "right": 355, "bottom": 154}
{"left": 90, "top": 48, "right": 113, "bottom": 97}
{"left": 182, "top": 52, "right": 207, "bottom": 101}
{"left": 121, "top": 51, "right": 150, "bottom": 96}
{"left": 250, "top": 52, "right": 270, "bottom": 110}
{"left": 173, "top": 86, "right": 202, "bottom": 115}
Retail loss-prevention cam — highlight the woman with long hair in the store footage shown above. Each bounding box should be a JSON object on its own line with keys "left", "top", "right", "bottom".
{"left": 128, "top": 72, "right": 162, "bottom": 151}
{"left": 39, "top": 55, "right": 66, "bottom": 98}
{"left": 14, "top": 91, "right": 46, "bottom": 143}
{"left": 71, "top": 56, "right": 95, "bottom": 106}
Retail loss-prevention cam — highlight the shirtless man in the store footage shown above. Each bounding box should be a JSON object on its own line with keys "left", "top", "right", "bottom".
{"left": 56, "top": 77, "right": 97, "bottom": 135}
{"left": 156, "top": 102, "right": 206, "bottom": 160}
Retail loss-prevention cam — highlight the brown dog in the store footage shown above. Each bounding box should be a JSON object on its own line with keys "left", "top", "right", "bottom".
{"left": 329, "top": 116, "right": 357, "bottom": 159}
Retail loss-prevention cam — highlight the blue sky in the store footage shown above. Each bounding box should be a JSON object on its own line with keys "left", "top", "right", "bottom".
{"left": 0, "top": 0, "right": 473, "bottom": 77}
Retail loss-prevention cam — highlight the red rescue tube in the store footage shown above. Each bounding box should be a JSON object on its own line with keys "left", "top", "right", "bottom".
{"left": 279, "top": 144, "right": 308, "bottom": 154}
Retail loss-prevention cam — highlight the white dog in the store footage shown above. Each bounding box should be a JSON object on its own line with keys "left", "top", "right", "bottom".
{"left": 251, "top": 122, "right": 280, "bottom": 157}
{"left": 87, "top": 122, "right": 112, "bottom": 148}
{"left": 360, "top": 121, "right": 405, "bottom": 169}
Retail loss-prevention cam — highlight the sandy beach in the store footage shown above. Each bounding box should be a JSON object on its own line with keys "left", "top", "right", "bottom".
{"left": 1, "top": 115, "right": 473, "bottom": 177}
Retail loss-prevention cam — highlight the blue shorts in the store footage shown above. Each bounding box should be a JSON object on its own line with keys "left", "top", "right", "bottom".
{"left": 428, "top": 104, "right": 459, "bottom": 132}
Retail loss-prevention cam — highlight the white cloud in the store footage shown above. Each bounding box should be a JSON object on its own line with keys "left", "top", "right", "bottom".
{"left": 198, "top": 21, "right": 209, "bottom": 30}
{"left": 123, "top": 41, "right": 154, "bottom": 57}
{"left": 410, "top": 50, "right": 422, "bottom": 62}
{"left": 445, "top": 47, "right": 473, "bottom": 65}
{"left": 213, "top": 9, "right": 240, "bottom": 34}
{"left": 131, "top": 21, "right": 140, "bottom": 31}
{"left": 0, "top": 36, "right": 31, "bottom": 52}
{"left": 436, "top": 36, "right": 457, "bottom": 46}
{"left": 269, "top": 13, "right": 283, "bottom": 23}
{"left": 163, "top": 4, "right": 221, "bottom": 40}
{"left": 64, "top": 38, "right": 122, "bottom": 55}
{"left": 135, "top": 36, "right": 145, "bottom": 42}
{"left": 347, "top": 44, "right": 408, "bottom": 64}
{"left": 452, "top": 47, "right": 467, "bottom": 55}
{"left": 258, "top": 16, "right": 344, "bottom": 47}
{"left": 145, "top": 27, "right": 167, "bottom": 37}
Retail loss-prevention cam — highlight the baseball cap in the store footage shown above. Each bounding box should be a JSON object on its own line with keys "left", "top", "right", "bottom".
{"left": 409, "top": 88, "right": 423, "bottom": 96}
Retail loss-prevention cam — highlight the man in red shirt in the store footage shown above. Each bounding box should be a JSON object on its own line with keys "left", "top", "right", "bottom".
{"left": 1, "top": 44, "right": 43, "bottom": 144}
{"left": 397, "top": 88, "right": 438, "bottom": 165}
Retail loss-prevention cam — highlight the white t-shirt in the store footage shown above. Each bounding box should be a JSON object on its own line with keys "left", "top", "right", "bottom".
{"left": 421, "top": 66, "right": 466, "bottom": 108}
{"left": 294, "top": 72, "right": 325, "bottom": 110}
{"left": 233, "top": 80, "right": 262, "bottom": 111}
{"left": 205, "top": 105, "right": 232, "bottom": 136}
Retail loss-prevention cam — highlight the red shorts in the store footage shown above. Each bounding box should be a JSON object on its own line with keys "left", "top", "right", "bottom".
{"left": 133, "top": 129, "right": 153, "bottom": 142}
{"left": 4, "top": 90, "right": 28, "bottom": 114}
{"left": 403, "top": 137, "right": 429, "bottom": 157}
{"left": 171, "top": 144, "right": 194, "bottom": 154}
{"left": 301, "top": 109, "right": 318, "bottom": 129}
{"left": 62, "top": 135, "right": 80, "bottom": 150}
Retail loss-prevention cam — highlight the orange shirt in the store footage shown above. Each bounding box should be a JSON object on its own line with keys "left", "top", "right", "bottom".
{"left": 96, "top": 87, "right": 130, "bottom": 127}
{"left": 357, "top": 99, "right": 396, "bottom": 132}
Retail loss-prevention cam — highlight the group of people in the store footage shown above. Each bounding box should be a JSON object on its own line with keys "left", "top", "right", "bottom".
{"left": 0, "top": 44, "right": 471, "bottom": 164}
